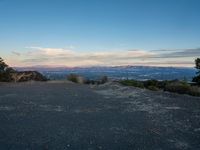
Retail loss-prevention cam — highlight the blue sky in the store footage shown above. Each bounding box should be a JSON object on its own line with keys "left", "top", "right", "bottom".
{"left": 0, "top": 0, "right": 200, "bottom": 67}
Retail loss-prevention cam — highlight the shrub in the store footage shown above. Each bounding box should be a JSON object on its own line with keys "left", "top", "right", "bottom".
{"left": 85, "top": 76, "right": 108, "bottom": 85}
{"left": 100, "top": 76, "right": 108, "bottom": 84}
{"left": 67, "top": 74, "right": 85, "bottom": 84}
{"left": 188, "top": 86, "right": 200, "bottom": 96}
{"left": 67, "top": 74, "right": 79, "bottom": 83}
{"left": 192, "top": 75, "right": 200, "bottom": 86}
{"left": 144, "top": 80, "right": 158, "bottom": 87}
{"left": 85, "top": 79, "right": 95, "bottom": 84}
{"left": 0, "top": 72, "right": 13, "bottom": 82}
{"left": 160, "top": 80, "right": 170, "bottom": 88}
{"left": 164, "top": 81, "right": 191, "bottom": 94}
{"left": 120, "top": 80, "right": 144, "bottom": 88}
{"left": 120, "top": 79, "right": 162, "bottom": 90}
{"left": 120, "top": 79, "right": 200, "bottom": 97}
{"left": 147, "top": 85, "right": 160, "bottom": 91}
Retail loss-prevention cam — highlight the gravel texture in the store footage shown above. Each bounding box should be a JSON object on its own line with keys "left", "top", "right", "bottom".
{"left": 0, "top": 81, "right": 200, "bottom": 150}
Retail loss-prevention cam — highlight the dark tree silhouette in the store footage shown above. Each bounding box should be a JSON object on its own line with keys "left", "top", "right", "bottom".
{"left": 0, "top": 57, "right": 16, "bottom": 81}
{"left": 0, "top": 57, "right": 47, "bottom": 82}
{"left": 0, "top": 57, "right": 15, "bottom": 73}
{"left": 195, "top": 58, "right": 200, "bottom": 72}
{"left": 0, "top": 57, "right": 8, "bottom": 72}
{"left": 192, "top": 58, "right": 200, "bottom": 85}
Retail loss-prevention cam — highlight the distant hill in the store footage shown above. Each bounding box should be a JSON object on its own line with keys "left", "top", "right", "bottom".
{"left": 15, "top": 66, "right": 196, "bottom": 81}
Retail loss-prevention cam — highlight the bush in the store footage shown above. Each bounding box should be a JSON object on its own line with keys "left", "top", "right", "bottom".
{"left": 192, "top": 75, "right": 200, "bottom": 86}
{"left": 189, "top": 86, "right": 200, "bottom": 96}
{"left": 147, "top": 85, "right": 160, "bottom": 91}
{"left": 120, "top": 80, "right": 144, "bottom": 88}
{"left": 100, "top": 76, "right": 108, "bottom": 84}
{"left": 143, "top": 79, "right": 166, "bottom": 89}
{"left": 67, "top": 74, "right": 79, "bottom": 83}
{"left": 120, "top": 79, "right": 200, "bottom": 97}
{"left": 164, "top": 82, "right": 190, "bottom": 94}
{"left": 67, "top": 74, "right": 85, "bottom": 84}
{"left": 0, "top": 72, "right": 13, "bottom": 82}
{"left": 120, "top": 79, "right": 162, "bottom": 90}
{"left": 85, "top": 79, "right": 95, "bottom": 84}
{"left": 164, "top": 81, "right": 200, "bottom": 96}
{"left": 144, "top": 80, "right": 158, "bottom": 87}
{"left": 85, "top": 76, "right": 108, "bottom": 85}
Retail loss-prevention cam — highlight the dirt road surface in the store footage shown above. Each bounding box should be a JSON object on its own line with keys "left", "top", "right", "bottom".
{"left": 0, "top": 81, "right": 200, "bottom": 150}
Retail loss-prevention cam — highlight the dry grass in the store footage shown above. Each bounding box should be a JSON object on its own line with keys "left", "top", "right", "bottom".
{"left": 120, "top": 79, "right": 200, "bottom": 97}
{"left": 164, "top": 82, "right": 200, "bottom": 96}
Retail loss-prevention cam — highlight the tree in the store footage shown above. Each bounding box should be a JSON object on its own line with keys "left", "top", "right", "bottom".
{"left": 195, "top": 58, "right": 200, "bottom": 73}
{"left": 0, "top": 57, "right": 8, "bottom": 72}
{"left": 0, "top": 57, "right": 16, "bottom": 82}
{"left": 0, "top": 57, "right": 47, "bottom": 82}
{"left": 0, "top": 57, "right": 15, "bottom": 73}
{"left": 192, "top": 58, "right": 200, "bottom": 85}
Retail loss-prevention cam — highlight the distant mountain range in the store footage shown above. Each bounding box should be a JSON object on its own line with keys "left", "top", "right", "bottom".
{"left": 14, "top": 66, "right": 197, "bottom": 81}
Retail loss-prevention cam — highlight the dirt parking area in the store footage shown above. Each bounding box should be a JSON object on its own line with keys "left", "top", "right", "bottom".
{"left": 0, "top": 81, "right": 200, "bottom": 150}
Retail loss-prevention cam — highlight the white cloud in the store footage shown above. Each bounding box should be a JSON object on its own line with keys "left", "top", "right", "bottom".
{"left": 6, "top": 47, "right": 198, "bottom": 67}
{"left": 26, "top": 47, "right": 75, "bottom": 56}
{"left": 11, "top": 51, "right": 21, "bottom": 56}
{"left": 12, "top": 47, "right": 153, "bottom": 67}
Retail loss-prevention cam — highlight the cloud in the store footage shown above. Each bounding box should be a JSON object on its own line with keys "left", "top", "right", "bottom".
{"left": 11, "top": 51, "right": 21, "bottom": 56}
{"left": 150, "top": 48, "right": 200, "bottom": 58}
{"left": 166, "top": 48, "right": 200, "bottom": 58}
{"left": 7, "top": 47, "right": 199, "bottom": 67}
{"left": 26, "top": 47, "right": 75, "bottom": 56}
{"left": 15, "top": 47, "right": 153, "bottom": 67}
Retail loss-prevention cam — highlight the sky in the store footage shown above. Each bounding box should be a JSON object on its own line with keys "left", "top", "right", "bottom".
{"left": 0, "top": 0, "right": 200, "bottom": 67}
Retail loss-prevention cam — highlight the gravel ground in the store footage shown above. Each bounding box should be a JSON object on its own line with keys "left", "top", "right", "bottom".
{"left": 0, "top": 81, "right": 200, "bottom": 150}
